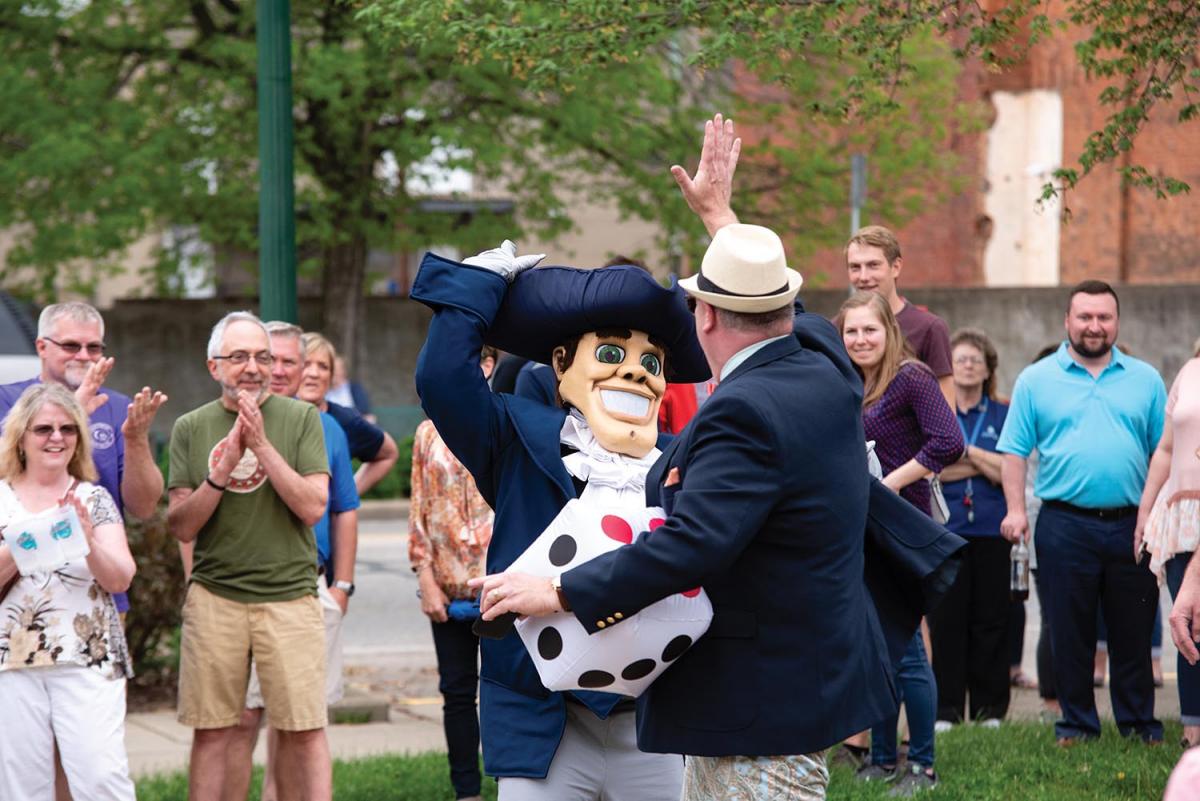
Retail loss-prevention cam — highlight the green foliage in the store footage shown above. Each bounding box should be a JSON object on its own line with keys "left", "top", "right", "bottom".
{"left": 135, "top": 723, "right": 1182, "bottom": 800}
{"left": 365, "top": 0, "right": 1199, "bottom": 206}
{"left": 122, "top": 501, "right": 186, "bottom": 696}
{"left": 0, "top": 0, "right": 962, "bottom": 309}
{"left": 356, "top": 434, "right": 414, "bottom": 499}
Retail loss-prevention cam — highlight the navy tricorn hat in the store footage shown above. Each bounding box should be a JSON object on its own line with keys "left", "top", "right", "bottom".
{"left": 487, "top": 264, "right": 711, "bottom": 383}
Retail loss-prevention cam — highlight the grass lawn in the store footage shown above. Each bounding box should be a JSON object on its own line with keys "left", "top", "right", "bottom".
{"left": 135, "top": 722, "right": 1183, "bottom": 800}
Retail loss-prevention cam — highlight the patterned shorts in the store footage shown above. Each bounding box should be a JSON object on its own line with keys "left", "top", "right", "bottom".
{"left": 680, "top": 752, "right": 828, "bottom": 801}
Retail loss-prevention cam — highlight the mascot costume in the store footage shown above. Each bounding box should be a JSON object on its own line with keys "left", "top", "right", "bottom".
{"left": 413, "top": 242, "right": 708, "bottom": 799}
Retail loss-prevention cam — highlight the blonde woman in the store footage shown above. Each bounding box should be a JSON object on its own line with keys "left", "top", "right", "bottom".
{"left": 1136, "top": 350, "right": 1200, "bottom": 748}
{"left": 0, "top": 383, "right": 136, "bottom": 801}
{"left": 837, "top": 291, "right": 962, "bottom": 794}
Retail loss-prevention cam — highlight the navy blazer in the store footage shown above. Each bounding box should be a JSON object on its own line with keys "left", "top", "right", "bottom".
{"left": 563, "top": 328, "right": 899, "bottom": 757}
{"left": 790, "top": 309, "right": 968, "bottom": 666}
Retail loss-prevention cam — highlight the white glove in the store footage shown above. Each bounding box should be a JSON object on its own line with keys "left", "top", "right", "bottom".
{"left": 463, "top": 240, "right": 546, "bottom": 282}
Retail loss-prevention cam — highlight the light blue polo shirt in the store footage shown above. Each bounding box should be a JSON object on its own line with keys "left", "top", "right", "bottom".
{"left": 996, "top": 342, "right": 1165, "bottom": 508}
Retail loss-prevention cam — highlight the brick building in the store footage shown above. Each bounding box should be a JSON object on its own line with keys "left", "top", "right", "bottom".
{"left": 792, "top": 1, "right": 1200, "bottom": 289}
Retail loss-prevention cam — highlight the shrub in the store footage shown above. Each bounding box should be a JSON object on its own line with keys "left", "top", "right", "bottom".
{"left": 123, "top": 499, "right": 186, "bottom": 701}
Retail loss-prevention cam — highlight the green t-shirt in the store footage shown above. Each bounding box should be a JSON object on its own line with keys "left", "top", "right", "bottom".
{"left": 168, "top": 395, "right": 329, "bottom": 603}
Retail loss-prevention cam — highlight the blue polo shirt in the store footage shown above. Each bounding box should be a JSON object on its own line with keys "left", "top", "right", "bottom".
{"left": 941, "top": 398, "right": 1008, "bottom": 536}
{"left": 314, "top": 411, "right": 360, "bottom": 575}
{"left": 996, "top": 343, "right": 1165, "bottom": 508}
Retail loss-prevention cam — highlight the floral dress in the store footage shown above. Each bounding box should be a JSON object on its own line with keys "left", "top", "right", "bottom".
{"left": 0, "top": 481, "right": 132, "bottom": 679}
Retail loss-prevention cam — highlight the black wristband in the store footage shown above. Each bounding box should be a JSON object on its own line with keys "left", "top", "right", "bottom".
{"left": 205, "top": 475, "right": 227, "bottom": 492}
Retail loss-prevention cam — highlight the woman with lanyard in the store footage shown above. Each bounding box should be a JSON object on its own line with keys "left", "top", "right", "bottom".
{"left": 929, "top": 328, "right": 1012, "bottom": 728}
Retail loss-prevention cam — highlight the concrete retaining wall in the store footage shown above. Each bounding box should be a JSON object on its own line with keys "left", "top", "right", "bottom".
{"left": 103, "top": 284, "right": 1200, "bottom": 439}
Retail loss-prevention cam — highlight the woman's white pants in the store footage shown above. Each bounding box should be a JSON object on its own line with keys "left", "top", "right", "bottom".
{"left": 0, "top": 665, "right": 135, "bottom": 801}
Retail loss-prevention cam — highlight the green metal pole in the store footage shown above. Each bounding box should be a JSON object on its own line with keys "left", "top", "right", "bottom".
{"left": 257, "top": 0, "right": 297, "bottom": 323}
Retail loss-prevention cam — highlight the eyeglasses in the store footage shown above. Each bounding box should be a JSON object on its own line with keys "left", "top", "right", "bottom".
{"left": 44, "top": 337, "right": 106, "bottom": 357}
{"left": 213, "top": 350, "right": 273, "bottom": 367}
{"left": 953, "top": 355, "right": 985, "bottom": 366}
{"left": 27, "top": 424, "right": 80, "bottom": 439}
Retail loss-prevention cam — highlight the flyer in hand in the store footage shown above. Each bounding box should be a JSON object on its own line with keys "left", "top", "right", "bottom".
{"left": 3, "top": 503, "right": 89, "bottom": 575}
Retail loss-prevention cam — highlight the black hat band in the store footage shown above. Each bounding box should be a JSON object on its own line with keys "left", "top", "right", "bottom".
{"left": 697, "top": 272, "right": 790, "bottom": 298}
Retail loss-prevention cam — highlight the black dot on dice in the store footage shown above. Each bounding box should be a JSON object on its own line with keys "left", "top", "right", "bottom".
{"left": 578, "top": 670, "right": 615, "bottom": 688}
{"left": 537, "top": 627, "right": 563, "bottom": 660}
{"left": 548, "top": 534, "right": 577, "bottom": 567}
{"left": 621, "top": 659, "right": 656, "bottom": 681}
{"left": 662, "top": 635, "right": 692, "bottom": 663}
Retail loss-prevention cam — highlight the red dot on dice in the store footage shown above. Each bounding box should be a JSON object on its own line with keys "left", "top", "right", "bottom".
{"left": 601, "top": 515, "right": 633, "bottom": 544}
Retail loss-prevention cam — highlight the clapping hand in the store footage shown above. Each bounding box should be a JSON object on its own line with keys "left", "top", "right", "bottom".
{"left": 66, "top": 493, "right": 95, "bottom": 547}
{"left": 463, "top": 240, "right": 546, "bottom": 283}
{"left": 236, "top": 390, "right": 269, "bottom": 453}
{"left": 74, "top": 357, "right": 115, "bottom": 415}
{"left": 122, "top": 387, "right": 168, "bottom": 440}
{"left": 214, "top": 417, "right": 245, "bottom": 479}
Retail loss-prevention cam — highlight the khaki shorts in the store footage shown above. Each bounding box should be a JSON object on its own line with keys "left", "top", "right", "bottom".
{"left": 177, "top": 582, "right": 327, "bottom": 731}
{"left": 246, "top": 579, "right": 345, "bottom": 709}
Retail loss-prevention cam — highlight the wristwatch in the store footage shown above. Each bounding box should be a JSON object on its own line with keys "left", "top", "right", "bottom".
{"left": 333, "top": 580, "right": 355, "bottom": 597}
{"left": 550, "top": 574, "right": 571, "bottom": 612}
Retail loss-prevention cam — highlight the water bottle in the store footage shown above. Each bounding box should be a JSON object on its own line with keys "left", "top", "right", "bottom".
{"left": 1010, "top": 540, "right": 1030, "bottom": 601}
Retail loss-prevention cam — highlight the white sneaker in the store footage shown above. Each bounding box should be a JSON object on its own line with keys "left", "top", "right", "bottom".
{"left": 933, "top": 720, "right": 954, "bottom": 733}
{"left": 980, "top": 718, "right": 1002, "bottom": 729}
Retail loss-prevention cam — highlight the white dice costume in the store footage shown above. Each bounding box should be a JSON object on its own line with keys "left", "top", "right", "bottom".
{"left": 509, "top": 411, "right": 712, "bottom": 697}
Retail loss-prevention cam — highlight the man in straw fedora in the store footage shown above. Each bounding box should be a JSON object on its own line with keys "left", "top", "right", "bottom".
{"left": 473, "top": 115, "right": 908, "bottom": 800}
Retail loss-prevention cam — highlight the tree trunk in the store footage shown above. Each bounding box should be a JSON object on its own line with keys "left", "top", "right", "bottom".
{"left": 320, "top": 235, "right": 368, "bottom": 376}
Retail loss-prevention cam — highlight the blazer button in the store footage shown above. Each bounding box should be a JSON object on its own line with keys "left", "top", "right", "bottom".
{"left": 596, "top": 620, "right": 606, "bottom": 628}
{"left": 614, "top": 612, "right": 624, "bottom": 620}
{"left": 606, "top": 616, "right": 615, "bottom": 624}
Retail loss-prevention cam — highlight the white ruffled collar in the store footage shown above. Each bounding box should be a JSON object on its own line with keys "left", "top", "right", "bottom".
{"left": 559, "top": 410, "right": 660, "bottom": 496}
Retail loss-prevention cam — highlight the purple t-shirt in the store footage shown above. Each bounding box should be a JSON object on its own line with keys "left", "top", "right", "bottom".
{"left": 896, "top": 301, "right": 952, "bottom": 378}
{"left": 0, "top": 377, "right": 131, "bottom": 609}
{"left": 862, "top": 363, "right": 963, "bottom": 514}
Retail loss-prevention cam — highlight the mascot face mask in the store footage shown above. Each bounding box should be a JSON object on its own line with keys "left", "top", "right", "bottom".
{"left": 554, "top": 330, "right": 666, "bottom": 458}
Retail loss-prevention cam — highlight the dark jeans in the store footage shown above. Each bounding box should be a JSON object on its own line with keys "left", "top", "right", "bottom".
{"left": 1166, "top": 553, "right": 1200, "bottom": 726}
{"left": 871, "top": 632, "right": 937, "bottom": 768}
{"left": 1036, "top": 504, "right": 1161, "bottom": 741}
{"left": 929, "top": 536, "right": 1012, "bottom": 722}
{"left": 1034, "top": 568, "right": 1056, "bottom": 701}
{"left": 431, "top": 618, "right": 482, "bottom": 799}
{"left": 1007, "top": 596, "right": 1026, "bottom": 669}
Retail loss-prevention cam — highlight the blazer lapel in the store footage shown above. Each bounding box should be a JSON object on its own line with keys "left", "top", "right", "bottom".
{"left": 503, "top": 396, "right": 576, "bottom": 502}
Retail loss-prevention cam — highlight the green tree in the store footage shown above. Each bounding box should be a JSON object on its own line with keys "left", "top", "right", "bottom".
{"left": 365, "top": 0, "right": 1198, "bottom": 204}
{"left": 0, "top": 0, "right": 963, "bottom": 355}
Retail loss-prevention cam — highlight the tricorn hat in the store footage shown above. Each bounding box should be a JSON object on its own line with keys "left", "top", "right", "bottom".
{"left": 487, "top": 264, "right": 711, "bottom": 383}
{"left": 678, "top": 224, "right": 803, "bottom": 313}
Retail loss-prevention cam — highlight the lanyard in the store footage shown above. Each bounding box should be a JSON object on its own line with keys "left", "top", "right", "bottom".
{"left": 956, "top": 398, "right": 989, "bottom": 448}
{"left": 955, "top": 399, "right": 988, "bottom": 523}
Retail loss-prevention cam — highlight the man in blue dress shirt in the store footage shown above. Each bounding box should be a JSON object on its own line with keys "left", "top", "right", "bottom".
{"left": 998, "top": 280, "right": 1166, "bottom": 745}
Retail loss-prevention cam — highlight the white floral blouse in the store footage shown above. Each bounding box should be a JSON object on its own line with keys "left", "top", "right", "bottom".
{"left": 0, "top": 480, "right": 132, "bottom": 679}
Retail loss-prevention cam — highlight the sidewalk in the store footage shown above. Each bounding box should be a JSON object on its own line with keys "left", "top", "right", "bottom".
{"left": 128, "top": 654, "right": 445, "bottom": 779}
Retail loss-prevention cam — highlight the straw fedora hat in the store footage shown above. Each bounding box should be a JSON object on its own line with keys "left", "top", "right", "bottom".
{"left": 678, "top": 224, "right": 803, "bottom": 313}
